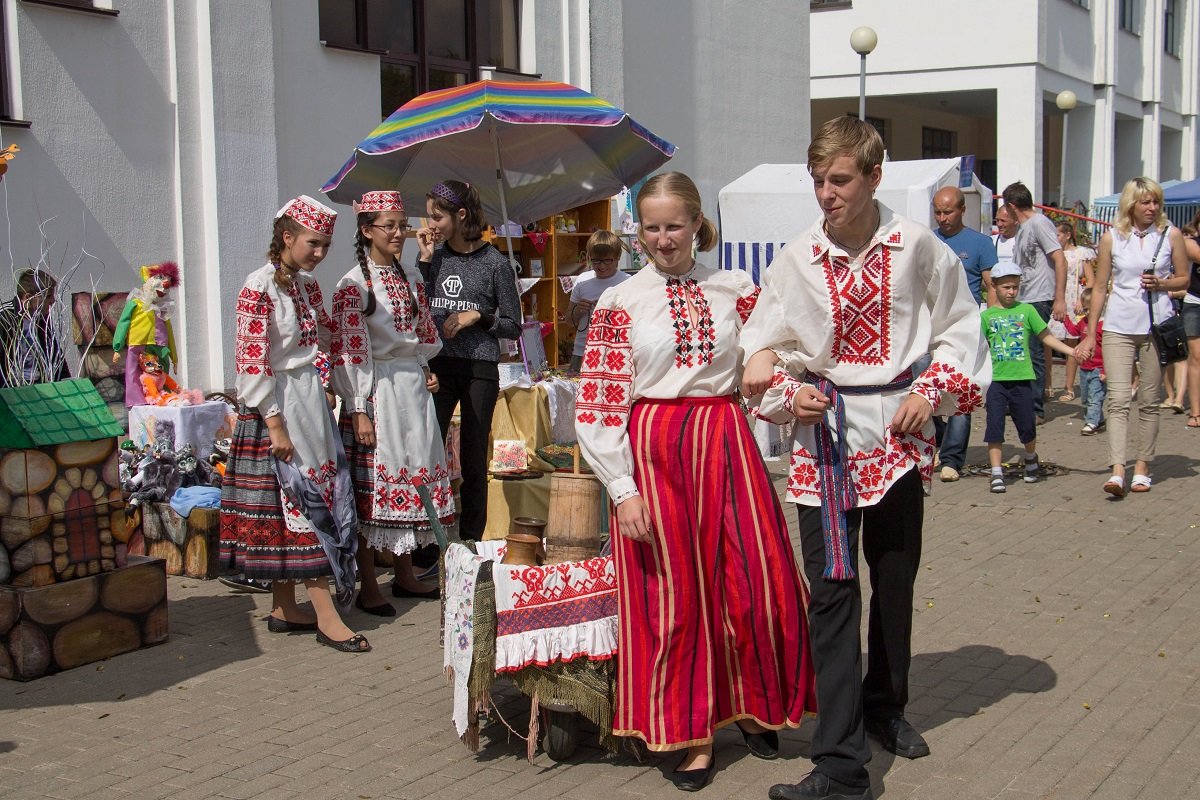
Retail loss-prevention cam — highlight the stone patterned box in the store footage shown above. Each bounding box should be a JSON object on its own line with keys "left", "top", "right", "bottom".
{"left": 0, "top": 555, "right": 168, "bottom": 681}
{"left": 127, "top": 502, "right": 220, "bottom": 579}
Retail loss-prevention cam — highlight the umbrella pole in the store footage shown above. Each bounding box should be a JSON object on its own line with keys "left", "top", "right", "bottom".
{"left": 490, "top": 122, "right": 519, "bottom": 272}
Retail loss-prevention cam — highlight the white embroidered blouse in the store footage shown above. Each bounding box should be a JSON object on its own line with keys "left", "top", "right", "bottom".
{"left": 233, "top": 264, "right": 334, "bottom": 418}
{"left": 741, "top": 204, "right": 992, "bottom": 506}
{"left": 330, "top": 258, "right": 442, "bottom": 413}
{"left": 574, "top": 263, "right": 761, "bottom": 503}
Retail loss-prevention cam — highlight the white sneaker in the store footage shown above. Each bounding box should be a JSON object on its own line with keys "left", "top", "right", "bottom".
{"left": 939, "top": 466, "right": 960, "bottom": 482}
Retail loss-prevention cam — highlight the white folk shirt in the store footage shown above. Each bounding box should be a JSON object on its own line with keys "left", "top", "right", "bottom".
{"left": 574, "top": 263, "right": 761, "bottom": 503}
{"left": 233, "top": 264, "right": 340, "bottom": 532}
{"left": 330, "top": 257, "right": 442, "bottom": 412}
{"left": 741, "top": 204, "right": 992, "bottom": 506}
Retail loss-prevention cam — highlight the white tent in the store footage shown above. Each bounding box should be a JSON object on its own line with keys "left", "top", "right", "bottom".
{"left": 718, "top": 159, "right": 993, "bottom": 283}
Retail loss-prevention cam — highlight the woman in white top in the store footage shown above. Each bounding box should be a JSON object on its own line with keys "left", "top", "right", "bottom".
{"left": 1077, "top": 177, "right": 1191, "bottom": 496}
{"left": 332, "top": 191, "right": 453, "bottom": 615}
{"left": 575, "top": 173, "right": 815, "bottom": 792}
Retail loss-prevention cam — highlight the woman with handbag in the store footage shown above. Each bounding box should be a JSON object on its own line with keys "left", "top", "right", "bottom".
{"left": 1076, "top": 177, "right": 1190, "bottom": 496}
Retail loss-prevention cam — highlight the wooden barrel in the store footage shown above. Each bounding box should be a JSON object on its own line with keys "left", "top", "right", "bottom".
{"left": 545, "top": 472, "right": 603, "bottom": 564}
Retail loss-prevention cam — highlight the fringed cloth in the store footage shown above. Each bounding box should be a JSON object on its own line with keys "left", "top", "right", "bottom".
{"left": 444, "top": 541, "right": 619, "bottom": 757}
{"left": 219, "top": 409, "right": 331, "bottom": 581}
{"left": 810, "top": 366, "right": 917, "bottom": 580}
{"left": 612, "top": 396, "right": 816, "bottom": 752}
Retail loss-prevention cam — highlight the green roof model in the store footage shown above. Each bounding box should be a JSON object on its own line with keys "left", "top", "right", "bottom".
{"left": 0, "top": 379, "right": 123, "bottom": 448}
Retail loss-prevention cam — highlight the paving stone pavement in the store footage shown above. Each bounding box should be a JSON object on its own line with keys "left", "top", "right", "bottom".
{"left": 2, "top": 398, "right": 1198, "bottom": 800}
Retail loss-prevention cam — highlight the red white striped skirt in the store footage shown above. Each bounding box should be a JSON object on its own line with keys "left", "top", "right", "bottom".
{"left": 612, "top": 396, "right": 816, "bottom": 750}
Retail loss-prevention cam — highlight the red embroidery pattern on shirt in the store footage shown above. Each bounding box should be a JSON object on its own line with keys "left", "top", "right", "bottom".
{"left": 414, "top": 283, "right": 439, "bottom": 345}
{"left": 664, "top": 278, "right": 715, "bottom": 369}
{"left": 331, "top": 285, "right": 368, "bottom": 367}
{"left": 785, "top": 429, "right": 934, "bottom": 505}
{"left": 823, "top": 247, "right": 892, "bottom": 366}
{"left": 234, "top": 286, "right": 273, "bottom": 377}
{"left": 915, "top": 361, "right": 984, "bottom": 415}
{"left": 736, "top": 286, "right": 761, "bottom": 324}
{"left": 289, "top": 281, "right": 318, "bottom": 349}
{"left": 576, "top": 307, "right": 632, "bottom": 428}
{"left": 379, "top": 267, "right": 416, "bottom": 335}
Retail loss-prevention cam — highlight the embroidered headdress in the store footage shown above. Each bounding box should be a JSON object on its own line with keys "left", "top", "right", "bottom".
{"left": 276, "top": 194, "right": 337, "bottom": 235}
{"left": 353, "top": 190, "right": 405, "bottom": 215}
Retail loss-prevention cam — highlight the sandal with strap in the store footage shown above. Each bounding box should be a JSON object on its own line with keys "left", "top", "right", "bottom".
{"left": 1130, "top": 474, "right": 1152, "bottom": 493}
{"left": 1103, "top": 475, "right": 1126, "bottom": 498}
{"left": 990, "top": 476, "right": 1006, "bottom": 493}
{"left": 1058, "top": 391, "right": 1076, "bottom": 402}
{"left": 1188, "top": 415, "right": 1200, "bottom": 429}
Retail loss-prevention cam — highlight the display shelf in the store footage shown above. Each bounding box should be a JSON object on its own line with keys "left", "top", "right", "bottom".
{"left": 486, "top": 198, "right": 613, "bottom": 368}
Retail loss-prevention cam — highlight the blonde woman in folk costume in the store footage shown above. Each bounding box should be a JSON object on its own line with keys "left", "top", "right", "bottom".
{"left": 219, "top": 195, "right": 368, "bottom": 653}
{"left": 575, "top": 171, "right": 815, "bottom": 793}
{"left": 331, "top": 190, "right": 454, "bottom": 614}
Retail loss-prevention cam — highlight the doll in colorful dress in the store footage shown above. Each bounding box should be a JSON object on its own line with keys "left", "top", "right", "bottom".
{"left": 113, "top": 261, "right": 179, "bottom": 407}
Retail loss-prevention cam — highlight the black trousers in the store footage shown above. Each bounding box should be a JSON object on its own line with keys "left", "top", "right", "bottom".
{"left": 432, "top": 373, "right": 499, "bottom": 541}
{"left": 795, "top": 468, "right": 924, "bottom": 788}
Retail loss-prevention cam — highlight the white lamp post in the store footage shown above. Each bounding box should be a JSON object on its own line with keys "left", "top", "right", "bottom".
{"left": 850, "top": 26, "right": 878, "bottom": 121}
{"left": 1056, "top": 90, "right": 1078, "bottom": 209}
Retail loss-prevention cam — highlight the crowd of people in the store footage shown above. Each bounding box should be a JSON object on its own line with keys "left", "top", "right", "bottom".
{"left": 7, "top": 109, "right": 1196, "bottom": 800}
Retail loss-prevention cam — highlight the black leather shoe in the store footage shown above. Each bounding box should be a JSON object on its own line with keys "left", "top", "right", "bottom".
{"left": 865, "top": 715, "right": 930, "bottom": 759}
{"left": 670, "top": 752, "right": 714, "bottom": 792}
{"left": 768, "top": 771, "right": 873, "bottom": 800}
{"left": 736, "top": 723, "right": 779, "bottom": 760}
{"left": 355, "top": 594, "right": 396, "bottom": 617}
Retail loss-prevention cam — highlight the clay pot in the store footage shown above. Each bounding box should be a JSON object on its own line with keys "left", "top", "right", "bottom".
{"left": 510, "top": 516, "right": 548, "bottom": 538}
{"left": 501, "top": 533, "right": 544, "bottom": 566}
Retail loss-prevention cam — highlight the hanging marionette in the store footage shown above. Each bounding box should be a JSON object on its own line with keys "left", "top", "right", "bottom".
{"left": 112, "top": 261, "right": 180, "bottom": 407}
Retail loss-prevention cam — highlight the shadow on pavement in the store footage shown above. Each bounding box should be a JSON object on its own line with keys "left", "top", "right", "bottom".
{"left": 0, "top": 593, "right": 264, "bottom": 711}
{"left": 909, "top": 644, "right": 1057, "bottom": 730}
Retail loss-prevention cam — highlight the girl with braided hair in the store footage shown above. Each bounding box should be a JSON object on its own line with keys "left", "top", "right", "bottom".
{"left": 220, "top": 195, "right": 369, "bottom": 653}
{"left": 331, "top": 191, "right": 453, "bottom": 613}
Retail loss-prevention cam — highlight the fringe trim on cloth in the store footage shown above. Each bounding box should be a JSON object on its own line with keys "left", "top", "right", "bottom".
{"left": 508, "top": 658, "right": 618, "bottom": 752}
{"left": 462, "top": 560, "right": 497, "bottom": 752}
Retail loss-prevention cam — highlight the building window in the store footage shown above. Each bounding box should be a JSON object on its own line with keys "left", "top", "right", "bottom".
{"left": 319, "top": 0, "right": 521, "bottom": 117}
{"left": 1163, "top": 0, "right": 1180, "bottom": 56}
{"left": 922, "top": 127, "right": 957, "bottom": 159}
{"left": 1118, "top": 0, "right": 1138, "bottom": 33}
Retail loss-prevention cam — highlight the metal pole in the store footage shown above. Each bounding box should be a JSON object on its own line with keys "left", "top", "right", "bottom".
{"left": 1059, "top": 111, "right": 1070, "bottom": 209}
{"left": 859, "top": 54, "right": 867, "bottom": 121}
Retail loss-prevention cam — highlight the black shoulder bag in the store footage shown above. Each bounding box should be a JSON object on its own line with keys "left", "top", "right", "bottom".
{"left": 1146, "top": 226, "right": 1188, "bottom": 366}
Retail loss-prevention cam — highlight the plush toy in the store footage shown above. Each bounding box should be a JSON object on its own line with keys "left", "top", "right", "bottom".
{"left": 118, "top": 440, "right": 148, "bottom": 488}
{"left": 137, "top": 351, "right": 201, "bottom": 406}
{"left": 175, "top": 443, "right": 218, "bottom": 488}
{"left": 125, "top": 440, "right": 181, "bottom": 514}
{"left": 208, "top": 437, "right": 231, "bottom": 486}
{"left": 113, "top": 261, "right": 179, "bottom": 407}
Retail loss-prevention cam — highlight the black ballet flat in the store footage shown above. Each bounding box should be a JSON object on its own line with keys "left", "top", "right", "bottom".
{"left": 315, "top": 629, "right": 372, "bottom": 653}
{"left": 391, "top": 581, "right": 440, "bottom": 599}
{"left": 671, "top": 753, "right": 715, "bottom": 792}
{"left": 265, "top": 616, "right": 317, "bottom": 634}
{"left": 355, "top": 594, "right": 396, "bottom": 617}
{"left": 737, "top": 723, "right": 780, "bottom": 760}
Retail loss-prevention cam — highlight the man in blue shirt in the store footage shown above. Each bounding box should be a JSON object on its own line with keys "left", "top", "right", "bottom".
{"left": 932, "top": 187, "right": 997, "bottom": 481}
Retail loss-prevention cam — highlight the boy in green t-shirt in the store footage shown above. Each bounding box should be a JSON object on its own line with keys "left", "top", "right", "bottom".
{"left": 981, "top": 262, "right": 1079, "bottom": 493}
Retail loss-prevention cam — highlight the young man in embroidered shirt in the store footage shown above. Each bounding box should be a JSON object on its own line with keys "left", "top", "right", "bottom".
{"left": 740, "top": 116, "right": 991, "bottom": 800}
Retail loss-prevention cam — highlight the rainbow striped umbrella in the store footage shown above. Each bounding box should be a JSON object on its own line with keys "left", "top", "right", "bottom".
{"left": 322, "top": 80, "right": 675, "bottom": 226}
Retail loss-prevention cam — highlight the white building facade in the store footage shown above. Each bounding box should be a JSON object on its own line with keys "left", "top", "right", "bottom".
{"left": 809, "top": 0, "right": 1199, "bottom": 209}
{"left": 0, "top": 0, "right": 811, "bottom": 393}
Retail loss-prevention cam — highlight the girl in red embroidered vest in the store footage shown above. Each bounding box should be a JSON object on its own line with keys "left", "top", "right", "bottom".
{"left": 219, "top": 195, "right": 370, "bottom": 654}
{"left": 575, "top": 172, "right": 816, "bottom": 792}
{"left": 331, "top": 191, "right": 454, "bottom": 615}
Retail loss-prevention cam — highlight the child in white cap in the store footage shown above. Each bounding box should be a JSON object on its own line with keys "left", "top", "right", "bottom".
{"left": 981, "top": 260, "right": 1081, "bottom": 492}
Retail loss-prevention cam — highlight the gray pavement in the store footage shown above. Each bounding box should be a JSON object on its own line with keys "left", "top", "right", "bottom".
{"left": 2, "top": 398, "right": 1199, "bottom": 800}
